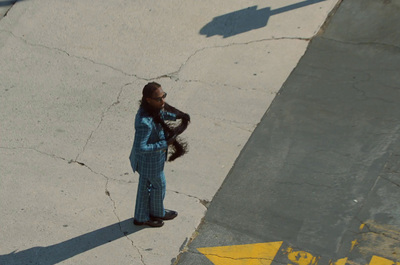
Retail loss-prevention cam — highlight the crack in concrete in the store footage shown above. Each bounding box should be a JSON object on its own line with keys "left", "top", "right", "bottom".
{"left": 129, "top": 241, "right": 146, "bottom": 265}
{"left": 358, "top": 221, "right": 400, "bottom": 242}
{"left": 0, "top": 146, "right": 69, "bottom": 162}
{"left": 105, "top": 191, "right": 146, "bottom": 265}
{"left": 105, "top": 187, "right": 146, "bottom": 265}
{"left": 0, "top": 146, "right": 136, "bottom": 185}
{"left": 169, "top": 189, "right": 210, "bottom": 209}
{"left": 67, "top": 160, "right": 111, "bottom": 195}
{"left": 2, "top": 28, "right": 308, "bottom": 84}
{"left": 1, "top": 145, "right": 146, "bottom": 263}
{"left": 379, "top": 175, "right": 400, "bottom": 188}
{"left": 160, "top": 36, "right": 310, "bottom": 83}
{"left": 0, "top": 146, "right": 125, "bottom": 182}
{"left": 75, "top": 82, "right": 130, "bottom": 162}
{"left": 1, "top": 28, "right": 311, "bottom": 101}
{"left": 320, "top": 36, "right": 400, "bottom": 51}
{"left": 68, "top": 159, "right": 146, "bottom": 265}
{"left": 0, "top": 29, "right": 143, "bottom": 79}
{"left": 70, "top": 163, "right": 146, "bottom": 264}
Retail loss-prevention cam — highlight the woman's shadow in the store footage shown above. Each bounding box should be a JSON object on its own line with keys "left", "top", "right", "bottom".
{"left": 0, "top": 218, "right": 144, "bottom": 265}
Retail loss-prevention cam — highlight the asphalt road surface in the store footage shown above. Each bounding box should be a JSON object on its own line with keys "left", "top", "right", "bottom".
{"left": 177, "top": 0, "right": 400, "bottom": 264}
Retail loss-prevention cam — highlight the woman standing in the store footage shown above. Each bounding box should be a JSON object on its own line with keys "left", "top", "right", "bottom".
{"left": 129, "top": 82, "right": 190, "bottom": 227}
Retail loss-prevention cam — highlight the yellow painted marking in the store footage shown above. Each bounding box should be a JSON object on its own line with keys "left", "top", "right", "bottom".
{"left": 330, "top": 257, "right": 348, "bottom": 265}
{"left": 350, "top": 239, "right": 358, "bottom": 251}
{"left": 197, "top": 241, "right": 283, "bottom": 265}
{"left": 360, "top": 223, "right": 365, "bottom": 230}
{"left": 286, "top": 247, "right": 319, "bottom": 265}
{"left": 369, "top": 255, "right": 400, "bottom": 265}
{"left": 357, "top": 220, "right": 400, "bottom": 260}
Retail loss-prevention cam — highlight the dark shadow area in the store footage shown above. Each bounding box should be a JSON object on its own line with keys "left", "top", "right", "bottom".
{"left": 200, "top": 0, "right": 326, "bottom": 38}
{"left": 0, "top": 218, "right": 144, "bottom": 265}
{"left": 0, "top": 0, "right": 25, "bottom": 7}
{"left": 200, "top": 6, "right": 271, "bottom": 38}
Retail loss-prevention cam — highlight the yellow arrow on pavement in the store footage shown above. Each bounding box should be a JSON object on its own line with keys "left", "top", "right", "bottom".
{"left": 197, "top": 241, "right": 283, "bottom": 265}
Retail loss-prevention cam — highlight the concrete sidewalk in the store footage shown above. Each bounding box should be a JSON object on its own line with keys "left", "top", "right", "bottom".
{"left": 1, "top": 1, "right": 339, "bottom": 264}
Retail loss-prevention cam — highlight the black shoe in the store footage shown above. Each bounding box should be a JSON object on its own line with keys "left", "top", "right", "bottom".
{"left": 133, "top": 218, "right": 164, "bottom": 227}
{"left": 151, "top": 209, "right": 178, "bottom": 221}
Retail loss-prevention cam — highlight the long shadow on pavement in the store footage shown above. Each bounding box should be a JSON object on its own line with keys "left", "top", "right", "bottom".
{"left": 0, "top": 218, "right": 143, "bottom": 265}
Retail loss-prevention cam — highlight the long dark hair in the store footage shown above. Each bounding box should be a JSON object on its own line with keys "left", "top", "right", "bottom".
{"left": 140, "top": 82, "right": 189, "bottom": 162}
